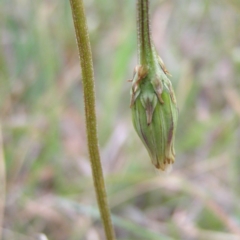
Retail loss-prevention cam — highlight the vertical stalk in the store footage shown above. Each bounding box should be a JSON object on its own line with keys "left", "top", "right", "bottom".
{"left": 69, "top": 1, "right": 116, "bottom": 239}
{"left": 0, "top": 126, "right": 5, "bottom": 239}
{"left": 137, "top": 0, "right": 153, "bottom": 66}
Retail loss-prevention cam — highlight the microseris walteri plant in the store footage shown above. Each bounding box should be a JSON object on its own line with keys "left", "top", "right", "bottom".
{"left": 130, "top": 0, "right": 178, "bottom": 172}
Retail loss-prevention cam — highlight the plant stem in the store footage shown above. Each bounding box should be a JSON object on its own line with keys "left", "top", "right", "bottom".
{"left": 69, "top": 1, "right": 116, "bottom": 239}
{"left": 0, "top": 126, "right": 5, "bottom": 239}
{"left": 137, "top": 0, "right": 153, "bottom": 66}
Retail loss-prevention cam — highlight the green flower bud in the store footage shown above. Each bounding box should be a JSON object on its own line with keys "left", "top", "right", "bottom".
{"left": 130, "top": 0, "right": 178, "bottom": 171}
{"left": 130, "top": 63, "right": 178, "bottom": 172}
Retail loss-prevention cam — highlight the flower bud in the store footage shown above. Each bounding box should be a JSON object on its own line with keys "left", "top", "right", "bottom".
{"left": 130, "top": 63, "right": 178, "bottom": 172}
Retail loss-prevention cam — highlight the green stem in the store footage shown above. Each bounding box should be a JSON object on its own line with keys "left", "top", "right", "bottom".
{"left": 69, "top": 1, "right": 116, "bottom": 239}
{"left": 137, "top": 0, "right": 153, "bottom": 66}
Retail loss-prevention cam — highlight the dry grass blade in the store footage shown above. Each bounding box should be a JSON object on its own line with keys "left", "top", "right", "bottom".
{"left": 223, "top": 88, "right": 240, "bottom": 118}
{"left": 0, "top": 126, "right": 6, "bottom": 239}
{"left": 110, "top": 173, "right": 240, "bottom": 236}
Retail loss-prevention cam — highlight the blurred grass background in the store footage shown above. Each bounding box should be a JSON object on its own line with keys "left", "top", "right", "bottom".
{"left": 1, "top": 0, "right": 240, "bottom": 239}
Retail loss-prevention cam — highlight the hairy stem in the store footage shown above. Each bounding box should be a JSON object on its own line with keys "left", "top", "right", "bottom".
{"left": 137, "top": 0, "right": 153, "bottom": 66}
{"left": 69, "top": 1, "right": 116, "bottom": 239}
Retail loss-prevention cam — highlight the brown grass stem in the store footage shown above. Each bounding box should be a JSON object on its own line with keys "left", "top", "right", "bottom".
{"left": 0, "top": 126, "right": 6, "bottom": 239}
